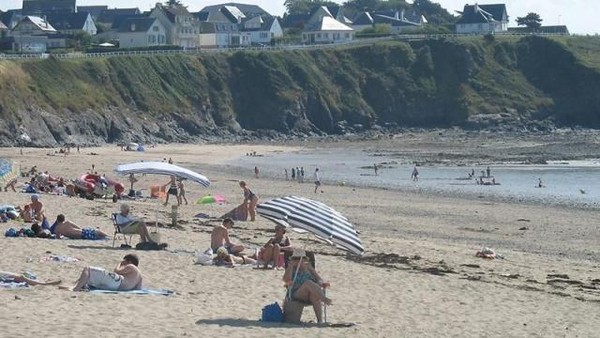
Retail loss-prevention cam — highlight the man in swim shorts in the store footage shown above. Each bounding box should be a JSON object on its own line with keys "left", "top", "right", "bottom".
{"left": 53, "top": 214, "right": 108, "bottom": 240}
{"left": 61, "top": 254, "right": 143, "bottom": 291}
{"left": 210, "top": 218, "right": 244, "bottom": 255}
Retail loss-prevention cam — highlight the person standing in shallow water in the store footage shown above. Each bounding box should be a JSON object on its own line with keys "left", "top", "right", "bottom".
{"left": 291, "top": 168, "right": 296, "bottom": 181}
{"left": 313, "top": 168, "right": 321, "bottom": 193}
{"left": 374, "top": 163, "right": 378, "bottom": 176}
{"left": 254, "top": 166, "right": 260, "bottom": 179}
{"left": 411, "top": 167, "right": 419, "bottom": 182}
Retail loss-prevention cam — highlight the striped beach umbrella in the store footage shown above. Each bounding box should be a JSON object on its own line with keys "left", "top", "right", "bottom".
{"left": 257, "top": 196, "right": 364, "bottom": 256}
{"left": 0, "top": 159, "right": 19, "bottom": 185}
{"left": 114, "top": 162, "right": 210, "bottom": 187}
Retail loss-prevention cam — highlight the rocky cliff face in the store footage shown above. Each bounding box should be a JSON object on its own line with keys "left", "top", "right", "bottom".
{"left": 0, "top": 36, "right": 599, "bottom": 146}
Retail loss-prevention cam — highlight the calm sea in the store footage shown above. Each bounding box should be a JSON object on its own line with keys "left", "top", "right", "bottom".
{"left": 227, "top": 148, "right": 600, "bottom": 208}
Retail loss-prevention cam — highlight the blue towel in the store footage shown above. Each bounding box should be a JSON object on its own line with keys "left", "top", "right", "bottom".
{"left": 89, "top": 288, "right": 173, "bottom": 296}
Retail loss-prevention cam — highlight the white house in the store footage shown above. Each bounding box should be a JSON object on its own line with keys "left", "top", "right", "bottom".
{"left": 456, "top": 4, "right": 508, "bottom": 34}
{"left": 197, "top": 3, "right": 282, "bottom": 47}
{"left": 150, "top": 4, "right": 199, "bottom": 49}
{"left": 302, "top": 7, "right": 354, "bottom": 44}
{"left": 198, "top": 21, "right": 217, "bottom": 48}
{"left": 117, "top": 17, "right": 167, "bottom": 49}
{"left": 11, "top": 15, "right": 57, "bottom": 52}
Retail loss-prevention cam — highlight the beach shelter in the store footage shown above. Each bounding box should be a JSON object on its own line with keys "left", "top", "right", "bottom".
{"left": 256, "top": 196, "right": 364, "bottom": 256}
{"left": 114, "top": 162, "right": 210, "bottom": 187}
{"left": 0, "top": 159, "right": 19, "bottom": 185}
{"left": 197, "top": 194, "right": 226, "bottom": 205}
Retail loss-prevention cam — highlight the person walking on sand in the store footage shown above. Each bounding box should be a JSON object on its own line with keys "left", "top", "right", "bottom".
{"left": 300, "top": 167, "right": 305, "bottom": 183}
{"left": 239, "top": 180, "right": 259, "bottom": 221}
{"left": 411, "top": 167, "right": 419, "bottom": 182}
{"left": 178, "top": 178, "right": 188, "bottom": 205}
{"left": 313, "top": 168, "right": 321, "bottom": 193}
{"left": 486, "top": 166, "right": 491, "bottom": 178}
{"left": 163, "top": 175, "right": 180, "bottom": 206}
{"left": 374, "top": 163, "right": 378, "bottom": 176}
{"left": 291, "top": 167, "right": 296, "bottom": 181}
{"left": 284, "top": 169, "right": 289, "bottom": 181}
{"left": 254, "top": 166, "right": 260, "bottom": 179}
{"left": 128, "top": 173, "right": 138, "bottom": 197}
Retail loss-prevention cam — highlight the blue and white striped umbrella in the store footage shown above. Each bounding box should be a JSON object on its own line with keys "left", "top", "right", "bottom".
{"left": 257, "top": 196, "right": 364, "bottom": 256}
{"left": 114, "top": 162, "right": 210, "bottom": 187}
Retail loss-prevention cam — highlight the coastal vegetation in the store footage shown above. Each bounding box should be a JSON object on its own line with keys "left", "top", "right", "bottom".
{"left": 0, "top": 35, "right": 599, "bottom": 146}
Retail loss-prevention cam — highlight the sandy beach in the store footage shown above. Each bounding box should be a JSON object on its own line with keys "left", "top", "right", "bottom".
{"left": 0, "top": 140, "right": 599, "bottom": 337}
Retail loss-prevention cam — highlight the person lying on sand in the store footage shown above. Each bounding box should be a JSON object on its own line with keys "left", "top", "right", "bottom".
{"left": 60, "top": 254, "right": 142, "bottom": 292}
{"left": 0, "top": 271, "right": 61, "bottom": 286}
{"left": 53, "top": 214, "right": 108, "bottom": 240}
{"left": 213, "top": 247, "right": 256, "bottom": 267}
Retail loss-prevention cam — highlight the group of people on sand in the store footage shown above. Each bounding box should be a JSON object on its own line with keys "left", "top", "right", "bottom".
{"left": 162, "top": 175, "right": 188, "bottom": 206}
{"left": 209, "top": 217, "right": 331, "bottom": 323}
{"left": 284, "top": 167, "right": 323, "bottom": 194}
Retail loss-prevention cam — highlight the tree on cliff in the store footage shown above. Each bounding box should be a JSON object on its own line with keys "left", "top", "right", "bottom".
{"left": 412, "top": 0, "right": 456, "bottom": 25}
{"left": 285, "top": 0, "right": 338, "bottom": 15}
{"left": 164, "top": 0, "right": 183, "bottom": 7}
{"left": 516, "top": 12, "right": 543, "bottom": 29}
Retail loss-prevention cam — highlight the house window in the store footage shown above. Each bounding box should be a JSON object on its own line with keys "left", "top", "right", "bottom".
{"left": 259, "top": 32, "right": 268, "bottom": 39}
{"left": 317, "top": 33, "right": 321, "bottom": 38}
{"left": 153, "top": 26, "right": 159, "bottom": 32}
{"left": 324, "top": 33, "right": 328, "bottom": 38}
{"left": 345, "top": 33, "right": 350, "bottom": 38}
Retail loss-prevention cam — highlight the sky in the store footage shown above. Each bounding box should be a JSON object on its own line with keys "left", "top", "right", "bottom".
{"left": 1, "top": 0, "right": 599, "bottom": 34}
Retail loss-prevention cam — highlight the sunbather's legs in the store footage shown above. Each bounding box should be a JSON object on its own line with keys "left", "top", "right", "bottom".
{"left": 230, "top": 244, "right": 245, "bottom": 255}
{"left": 8, "top": 273, "right": 61, "bottom": 286}
{"left": 67, "top": 266, "right": 91, "bottom": 291}
{"left": 293, "top": 280, "right": 332, "bottom": 323}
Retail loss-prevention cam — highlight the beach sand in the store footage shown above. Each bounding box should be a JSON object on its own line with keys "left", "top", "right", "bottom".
{"left": 0, "top": 143, "right": 599, "bottom": 337}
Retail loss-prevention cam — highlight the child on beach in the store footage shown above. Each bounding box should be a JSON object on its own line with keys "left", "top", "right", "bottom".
{"left": 177, "top": 179, "right": 188, "bottom": 205}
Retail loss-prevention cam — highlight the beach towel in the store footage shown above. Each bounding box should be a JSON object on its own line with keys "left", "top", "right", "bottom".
{"left": 89, "top": 288, "right": 173, "bottom": 296}
{"left": 0, "top": 281, "right": 28, "bottom": 289}
{"left": 40, "top": 254, "right": 80, "bottom": 263}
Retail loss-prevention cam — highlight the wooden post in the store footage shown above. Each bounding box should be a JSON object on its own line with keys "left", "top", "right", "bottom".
{"left": 171, "top": 204, "right": 178, "bottom": 227}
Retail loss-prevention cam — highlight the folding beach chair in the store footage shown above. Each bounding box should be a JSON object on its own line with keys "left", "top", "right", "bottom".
{"left": 111, "top": 213, "right": 132, "bottom": 248}
{"left": 282, "top": 254, "right": 328, "bottom": 324}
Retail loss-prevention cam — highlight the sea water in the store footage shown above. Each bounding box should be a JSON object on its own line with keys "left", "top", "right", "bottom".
{"left": 228, "top": 148, "right": 600, "bottom": 209}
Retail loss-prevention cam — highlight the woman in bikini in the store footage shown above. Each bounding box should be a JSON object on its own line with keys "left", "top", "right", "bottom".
{"left": 213, "top": 247, "right": 256, "bottom": 267}
{"left": 163, "top": 175, "right": 180, "bottom": 206}
{"left": 239, "top": 181, "right": 258, "bottom": 221}
{"left": 261, "top": 224, "right": 293, "bottom": 269}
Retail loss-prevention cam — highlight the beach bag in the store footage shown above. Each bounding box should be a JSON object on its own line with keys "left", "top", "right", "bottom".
{"left": 135, "top": 242, "right": 167, "bottom": 251}
{"left": 195, "top": 248, "right": 214, "bottom": 265}
{"left": 261, "top": 302, "right": 283, "bottom": 322}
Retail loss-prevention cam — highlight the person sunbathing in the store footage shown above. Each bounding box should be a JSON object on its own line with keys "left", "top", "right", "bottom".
{"left": 0, "top": 271, "right": 61, "bottom": 286}
{"left": 283, "top": 249, "right": 331, "bottom": 324}
{"left": 61, "top": 254, "right": 142, "bottom": 292}
{"left": 213, "top": 247, "right": 256, "bottom": 267}
{"left": 115, "top": 203, "right": 158, "bottom": 244}
{"left": 53, "top": 214, "right": 108, "bottom": 240}
{"left": 260, "top": 224, "right": 293, "bottom": 269}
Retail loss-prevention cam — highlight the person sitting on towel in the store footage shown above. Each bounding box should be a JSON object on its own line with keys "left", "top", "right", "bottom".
{"left": 61, "top": 254, "right": 143, "bottom": 292}
{"left": 259, "top": 224, "right": 293, "bottom": 269}
{"left": 210, "top": 218, "right": 244, "bottom": 255}
{"left": 53, "top": 214, "right": 108, "bottom": 240}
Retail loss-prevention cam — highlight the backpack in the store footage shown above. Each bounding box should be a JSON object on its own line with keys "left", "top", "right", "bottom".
{"left": 261, "top": 302, "right": 283, "bottom": 322}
